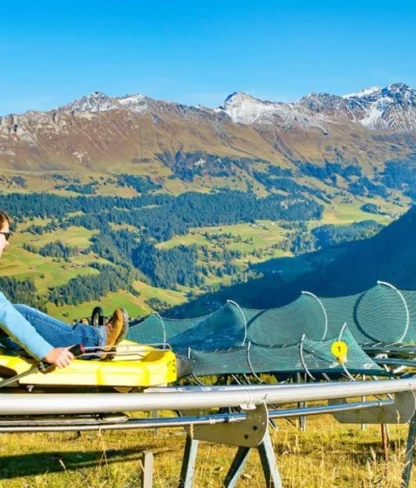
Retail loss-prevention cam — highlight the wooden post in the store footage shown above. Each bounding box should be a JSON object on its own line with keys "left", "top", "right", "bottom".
{"left": 141, "top": 450, "right": 153, "bottom": 488}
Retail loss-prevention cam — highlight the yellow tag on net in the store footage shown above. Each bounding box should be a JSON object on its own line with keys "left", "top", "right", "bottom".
{"left": 331, "top": 341, "right": 348, "bottom": 364}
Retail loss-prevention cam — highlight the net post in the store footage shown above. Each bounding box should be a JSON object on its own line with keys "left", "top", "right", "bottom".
{"left": 151, "top": 311, "right": 167, "bottom": 347}
{"left": 338, "top": 323, "right": 356, "bottom": 382}
{"left": 377, "top": 281, "right": 410, "bottom": 342}
{"left": 299, "top": 334, "right": 316, "bottom": 381}
{"left": 188, "top": 347, "right": 205, "bottom": 386}
{"left": 227, "top": 300, "right": 248, "bottom": 346}
{"left": 301, "top": 290, "right": 329, "bottom": 340}
{"left": 246, "top": 341, "right": 264, "bottom": 383}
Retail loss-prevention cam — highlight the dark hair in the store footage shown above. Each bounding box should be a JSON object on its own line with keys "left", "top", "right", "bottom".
{"left": 0, "top": 211, "right": 10, "bottom": 231}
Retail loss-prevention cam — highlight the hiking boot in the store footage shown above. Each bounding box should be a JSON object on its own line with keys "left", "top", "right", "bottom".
{"left": 104, "top": 308, "right": 129, "bottom": 347}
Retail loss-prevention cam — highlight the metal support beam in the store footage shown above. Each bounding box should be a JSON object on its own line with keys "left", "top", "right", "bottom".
{"left": 179, "top": 436, "right": 199, "bottom": 488}
{"left": 180, "top": 404, "right": 283, "bottom": 487}
{"left": 2, "top": 378, "right": 416, "bottom": 415}
{"left": 185, "top": 403, "right": 268, "bottom": 447}
{"left": 141, "top": 451, "right": 153, "bottom": 488}
{"left": 296, "top": 373, "right": 307, "bottom": 432}
{"left": 223, "top": 445, "right": 251, "bottom": 487}
{"left": 330, "top": 391, "right": 416, "bottom": 424}
{"left": 258, "top": 429, "right": 283, "bottom": 488}
{"left": 224, "top": 430, "right": 282, "bottom": 488}
{"left": 402, "top": 413, "right": 416, "bottom": 488}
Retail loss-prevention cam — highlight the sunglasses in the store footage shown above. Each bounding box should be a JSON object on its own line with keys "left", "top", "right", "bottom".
{"left": 0, "top": 231, "right": 11, "bottom": 241}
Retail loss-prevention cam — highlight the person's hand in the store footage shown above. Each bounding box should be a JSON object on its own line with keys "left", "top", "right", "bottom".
{"left": 43, "top": 347, "right": 75, "bottom": 369}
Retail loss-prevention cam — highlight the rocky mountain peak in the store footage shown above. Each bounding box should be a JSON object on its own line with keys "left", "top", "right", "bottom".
{"left": 342, "top": 86, "right": 381, "bottom": 100}
{"left": 60, "top": 91, "right": 117, "bottom": 113}
{"left": 1, "top": 82, "right": 416, "bottom": 175}
{"left": 386, "top": 82, "right": 411, "bottom": 93}
{"left": 381, "top": 83, "right": 416, "bottom": 104}
{"left": 298, "top": 92, "right": 345, "bottom": 112}
{"left": 220, "top": 83, "right": 416, "bottom": 131}
{"left": 221, "top": 92, "right": 282, "bottom": 124}
{"left": 58, "top": 91, "right": 151, "bottom": 114}
{"left": 222, "top": 92, "right": 261, "bottom": 108}
{"left": 117, "top": 93, "right": 149, "bottom": 113}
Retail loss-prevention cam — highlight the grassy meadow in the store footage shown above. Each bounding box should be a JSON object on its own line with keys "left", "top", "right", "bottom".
{"left": 155, "top": 198, "right": 404, "bottom": 286}
{"left": 158, "top": 198, "right": 402, "bottom": 255}
{"left": 0, "top": 412, "right": 413, "bottom": 487}
{"left": 0, "top": 196, "right": 407, "bottom": 322}
{"left": 0, "top": 220, "right": 187, "bottom": 322}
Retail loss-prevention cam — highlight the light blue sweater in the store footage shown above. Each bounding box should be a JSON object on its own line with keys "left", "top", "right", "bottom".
{"left": 0, "top": 292, "right": 53, "bottom": 360}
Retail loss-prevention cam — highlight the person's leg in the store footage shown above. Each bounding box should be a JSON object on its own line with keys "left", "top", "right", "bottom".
{"left": 13, "top": 304, "right": 106, "bottom": 349}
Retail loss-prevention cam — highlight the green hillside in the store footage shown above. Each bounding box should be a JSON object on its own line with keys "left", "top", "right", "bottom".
{"left": 174, "top": 204, "right": 416, "bottom": 315}
{"left": 0, "top": 156, "right": 413, "bottom": 320}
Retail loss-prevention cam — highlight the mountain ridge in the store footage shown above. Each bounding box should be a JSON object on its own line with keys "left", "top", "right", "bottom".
{"left": 1, "top": 83, "right": 416, "bottom": 179}
{"left": 4, "top": 82, "right": 414, "bottom": 131}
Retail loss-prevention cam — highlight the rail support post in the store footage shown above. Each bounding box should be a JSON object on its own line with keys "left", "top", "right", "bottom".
{"left": 402, "top": 413, "right": 416, "bottom": 488}
{"left": 224, "top": 428, "right": 282, "bottom": 487}
{"left": 179, "top": 403, "right": 282, "bottom": 487}
{"left": 141, "top": 450, "right": 153, "bottom": 488}
{"left": 179, "top": 435, "right": 200, "bottom": 488}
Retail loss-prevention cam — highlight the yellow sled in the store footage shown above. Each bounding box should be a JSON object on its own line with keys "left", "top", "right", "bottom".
{"left": 0, "top": 341, "right": 190, "bottom": 389}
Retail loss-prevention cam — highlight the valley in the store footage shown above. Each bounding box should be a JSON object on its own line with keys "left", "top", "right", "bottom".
{"left": 0, "top": 187, "right": 406, "bottom": 322}
{"left": 0, "top": 83, "right": 415, "bottom": 320}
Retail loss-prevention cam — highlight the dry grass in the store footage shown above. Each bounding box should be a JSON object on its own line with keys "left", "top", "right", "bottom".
{"left": 0, "top": 414, "right": 414, "bottom": 487}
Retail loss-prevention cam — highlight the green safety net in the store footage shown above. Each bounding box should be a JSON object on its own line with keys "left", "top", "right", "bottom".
{"left": 127, "top": 302, "right": 245, "bottom": 348}
{"left": 126, "top": 282, "right": 415, "bottom": 376}
{"left": 127, "top": 313, "right": 166, "bottom": 344}
{"left": 301, "top": 327, "right": 381, "bottom": 374}
{"left": 322, "top": 285, "right": 411, "bottom": 344}
{"left": 244, "top": 293, "right": 328, "bottom": 345}
{"left": 189, "top": 327, "right": 385, "bottom": 377}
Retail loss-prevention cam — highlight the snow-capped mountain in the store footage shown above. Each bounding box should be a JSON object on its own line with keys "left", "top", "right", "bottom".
{"left": 61, "top": 92, "right": 119, "bottom": 112}
{"left": 221, "top": 92, "right": 327, "bottom": 129}
{"left": 1, "top": 83, "right": 416, "bottom": 174}
{"left": 221, "top": 83, "right": 416, "bottom": 132}
{"left": 61, "top": 91, "right": 150, "bottom": 114}
{"left": 38, "top": 83, "right": 416, "bottom": 132}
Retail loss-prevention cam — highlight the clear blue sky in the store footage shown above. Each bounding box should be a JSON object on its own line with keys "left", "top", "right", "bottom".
{"left": 0, "top": 0, "right": 415, "bottom": 115}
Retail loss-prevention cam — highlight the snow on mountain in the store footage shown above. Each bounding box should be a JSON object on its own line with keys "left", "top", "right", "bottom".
{"left": 1, "top": 83, "right": 416, "bottom": 174}
{"left": 220, "top": 83, "right": 416, "bottom": 132}
{"left": 61, "top": 92, "right": 118, "bottom": 112}
{"left": 60, "top": 91, "right": 150, "bottom": 114}
{"left": 8, "top": 83, "right": 416, "bottom": 134}
{"left": 348, "top": 83, "right": 416, "bottom": 130}
{"left": 221, "top": 92, "right": 279, "bottom": 124}
{"left": 118, "top": 94, "right": 149, "bottom": 113}
{"left": 221, "top": 92, "right": 330, "bottom": 132}
{"left": 342, "top": 86, "right": 381, "bottom": 99}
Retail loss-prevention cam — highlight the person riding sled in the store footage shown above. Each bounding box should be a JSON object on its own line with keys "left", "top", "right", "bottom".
{"left": 0, "top": 210, "right": 128, "bottom": 368}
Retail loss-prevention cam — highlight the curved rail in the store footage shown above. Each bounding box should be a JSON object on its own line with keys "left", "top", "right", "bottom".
{"left": 0, "top": 399, "right": 393, "bottom": 433}
{"left": 0, "top": 379, "right": 415, "bottom": 415}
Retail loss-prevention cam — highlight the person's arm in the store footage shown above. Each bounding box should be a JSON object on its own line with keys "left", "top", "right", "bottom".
{"left": 0, "top": 292, "right": 54, "bottom": 361}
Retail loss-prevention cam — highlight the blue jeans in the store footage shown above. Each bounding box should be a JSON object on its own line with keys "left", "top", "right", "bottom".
{"left": 2, "top": 304, "right": 106, "bottom": 354}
